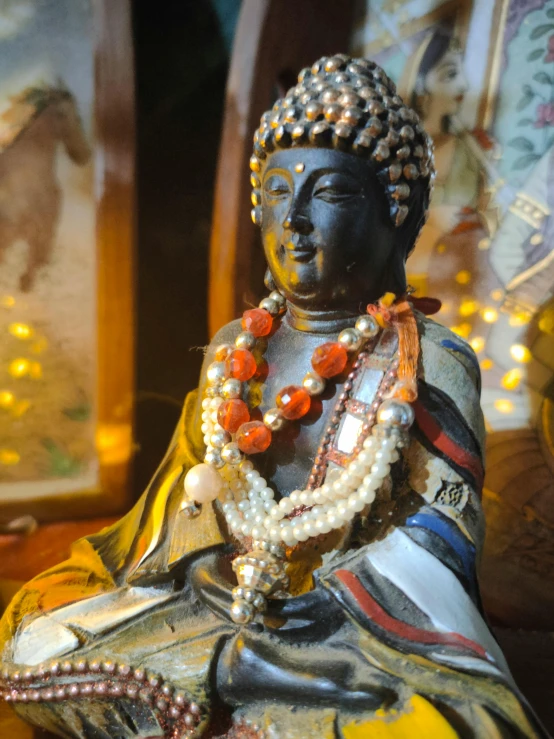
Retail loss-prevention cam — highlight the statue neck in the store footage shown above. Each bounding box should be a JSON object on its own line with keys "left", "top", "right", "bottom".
{"left": 285, "top": 303, "right": 359, "bottom": 334}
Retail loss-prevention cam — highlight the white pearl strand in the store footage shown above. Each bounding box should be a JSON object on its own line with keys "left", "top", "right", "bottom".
{"left": 196, "top": 387, "right": 408, "bottom": 549}
{"left": 184, "top": 289, "right": 413, "bottom": 549}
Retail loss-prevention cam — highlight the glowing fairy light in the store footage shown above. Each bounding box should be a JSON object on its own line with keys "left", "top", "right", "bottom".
{"left": 480, "top": 358, "right": 494, "bottom": 371}
{"left": 509, "top": 311, "right": 531, "bottom": 327}
{"left": 0, "top": 390, "right": 15, "bottom": 409}
{"left": 494, "top": 399, "right": 514, "bottom": 414}
{"left": 0, "top": 449, "right": 20, "bottom": 465}
{"left": 481, "top": 307, "right": 499, "bottom": 323}
{"left": 9, "top": 358, "right": 30, "bottom": 378}
{"left": 455, "top": 270, "right": 471, "bottom": 285}
{"left": 510, "top": 344, "right": 531, "bottom": 363}
{"left": 459, "top": 299, "right": 479, "bottom": 317}
{"left": 490, "top": 289, "right": 503, "bottom": 301}
{"left": 470, "top": 336, "right": 485, "bottom": 353}
{"left": 8, "top": 322, "right": 33, "bottom": 339}
{"left": 501, "top": 368, "right": 523, "bottom": 391}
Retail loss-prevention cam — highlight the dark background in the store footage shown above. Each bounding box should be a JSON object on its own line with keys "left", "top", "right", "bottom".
{"left": 132, "top": 0, "right": 241, "bottom": 495}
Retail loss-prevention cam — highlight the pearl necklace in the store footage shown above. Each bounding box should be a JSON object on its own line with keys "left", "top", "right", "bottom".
{"left": 183, "top": 291, "right": 415, "bottom": 623}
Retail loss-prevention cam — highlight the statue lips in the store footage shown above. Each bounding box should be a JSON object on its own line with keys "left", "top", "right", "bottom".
{"left": 281, "top": 236, "right": 317, "bottom": 263}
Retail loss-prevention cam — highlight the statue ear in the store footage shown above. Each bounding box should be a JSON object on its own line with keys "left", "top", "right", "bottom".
{"left": 264, "top": 268, "right": 277, "bottom": 291}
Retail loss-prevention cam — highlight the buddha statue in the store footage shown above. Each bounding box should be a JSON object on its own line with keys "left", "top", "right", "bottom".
{"left": 0, "top": 55, "right": 547, "bottom": 739}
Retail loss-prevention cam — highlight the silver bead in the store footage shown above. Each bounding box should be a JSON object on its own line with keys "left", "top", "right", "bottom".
{"left": 206, "top": 361, "right": 226, "bottom": 385}
{"left": 355, "top": 314, "right": 380, "bottom": 338}
{"left": 210, "top": 429, "right": 231, "bottom": 449}
{"left": 269, "top": 290, "right": 286, "bottom": 310}
{"left": 235, "top": 331, "right": 256, "bottom": 350}
{"left": 221, "top": 378, "right": 242, "bottom": 399}
{"left": 221, "top": 442, "right": 242, "bottom": 465}
{"left": 338, "top": 327, "right": 363, "bottom": 352}
{"left": 204, "top": 450, "right": 224, "bottom": 468}
{"left": 230, "top": 599, "right": 255, "bottom": 624}
{"left": 263, "top": 408, "right": 284, "bottom": 431}
{"left": 376, "top": 399, "right": 414, "bottom": 429}
{"left": 302, "top": 372, "right": 325, "bottom": 396}
{"left": 259, "top": 297, "right": 280, "bottom": 316}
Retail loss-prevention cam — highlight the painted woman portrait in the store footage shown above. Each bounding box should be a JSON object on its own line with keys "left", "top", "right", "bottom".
{"left": 400, "top": 26, "right": 499, "bottom": 284}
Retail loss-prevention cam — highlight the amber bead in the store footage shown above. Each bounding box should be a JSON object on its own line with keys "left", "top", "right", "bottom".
{"left": 217, "top": 399, "right": 250, "bottom": 434}
{"left": 242, "top": 308, "right": 273, "bottom": 337}
{"left": 311, "top": 342, "right": 347, "bottom": 378}
{"left": 225, "top": 349, "right": 257, "bottom": 381}
{"left": 236, "top": 421, "right": 272, "bottom": 454}
{"left": 214, "top": 343, "right": 233, "bottom": 362}
{"left": 276, "top": 385, "right": 311, "bottom": 420}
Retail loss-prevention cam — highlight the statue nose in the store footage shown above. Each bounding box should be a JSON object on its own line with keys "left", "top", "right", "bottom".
{"left": 283, "top": 214, "right": 312, "bottom": 234}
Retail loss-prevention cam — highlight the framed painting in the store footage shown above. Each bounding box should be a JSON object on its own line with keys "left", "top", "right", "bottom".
{"left": 0, "top": 0, "right": 134, "bottom": 521}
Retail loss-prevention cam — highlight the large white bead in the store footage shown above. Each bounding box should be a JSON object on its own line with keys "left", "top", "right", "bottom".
{"left": 338, "top": 327, "right": 363, "bottom": 352}
{"left": 376, "top": 399, "right": 415, "bottom": 429}
{"left": 355, "top": 314, "right": 379, "bottom": 338}
{"left": 184, "top": 463, "right": 224, "bottom": 503}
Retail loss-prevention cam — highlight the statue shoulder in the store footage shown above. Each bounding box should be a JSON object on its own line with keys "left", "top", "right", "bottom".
{"left": 416, "top": 313, "right": 481, "bottom": 396}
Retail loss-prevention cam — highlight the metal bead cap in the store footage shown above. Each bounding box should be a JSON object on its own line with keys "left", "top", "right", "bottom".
{"left": 376, "top": 398, "right": 414, "bottom": 429}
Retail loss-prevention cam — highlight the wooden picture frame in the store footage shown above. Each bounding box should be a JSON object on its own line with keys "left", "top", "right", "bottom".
{"left": 0, "top": 0, "right": 135, "bottom": 522}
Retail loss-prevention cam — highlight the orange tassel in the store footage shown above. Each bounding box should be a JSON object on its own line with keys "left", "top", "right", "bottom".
{"left": 367, "top": 293, "right": 419, "bottom": 402}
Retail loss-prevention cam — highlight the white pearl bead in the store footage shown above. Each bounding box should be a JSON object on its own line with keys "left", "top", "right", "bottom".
{"left": 289, "top": 490, "right": 301, "bottom": 504}
{"left": 184, "top": 463, "right": 224, "bottom": 503}
{"left": 239, "top": 459, "right": 254, "bottom": 473}
{"left": 363, "top": 436, "right": 377, "bottom": 450}
{"left": 347, "top": 496, "right": 365, "bottom": 513}
{"left": 299, "top": 491, "right": 312, "bottom": 505}
{"left": 253, "top": 513, "right": 265, "bottom": 525}
{"left": 279, "top": 497, "right": 294, "bottom": 513}
{"left": 263, "top": 501, "right": 274, "bottom": 512}
{"left": 238, "top": 500, "right": 250, "bottom": 511}
{"left": 315, "top": 517, "right": 332, "bottom": 534}
{"left": 201, "top": 422, "right": 210, "bottom": 434}
{"left": 211, "top": 396, "right": 224, "bottom": 408}
{"left": 348, "top": 460, "right": 365, "bottom": 478}
{"left": 336, "top": 502, "right": 350, "bottom": 520}
{"left": 201, "top": 411, "right": 210, "bottom": 422}
{"left": 260, "top": 487, "right": 274, "bottom": 500}
{"left": 270, "top": 507, "right": 285, "bottom": 521}
{"left": 253, "top": 477, "right": 267, "bottom": 492}
{"left": 327, "top": 509, "right": 342, "bottom": 528}
{"left": 245, "top": 470, "right": 260, "bottom": 484}
{"left": 202, "top": 398, "right": 211, "bottom": 410}
{"left": 313, "top": 489, "right": 326, "bottom": 505}
{"left": 338, "top": 327, "right": 363, "bottom": 352}
{"left": 357, "top": 450, "right": 373, "bottom": 465}
{"left": 269, "top": 525, "right": 282, "bottom": 542}
{"left": 241, "top": 522, "right": 254, "bottom": 536}
{"left": 293, "top": 524, "right": 309, "bottom": 542}
{"left": 359, "top": 488, "right": 376, "bottom": 504}
{"left": 303, "top": 521, "right": 317, "bottom": 537}
{"left": 280, "top": 525, "right": 295, "bottom": 545}
{"left": 251, "top": 526, "right": 264, "bottom": 540}
{"left": 371, "top": 461, "right": 390, "bottom": 479}
{"left": 355, "top": 314, "right": 379, "bottom": 338}
{"left": 320, "top": 483, "right": 333, "bottom": 499}
{"left": 222, "top": 502, "right": 236, "bottom": 513}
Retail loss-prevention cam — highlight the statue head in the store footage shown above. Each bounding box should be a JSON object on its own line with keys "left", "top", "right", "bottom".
{"left": 250, "top": 54, "right": 435, "bottom": 313}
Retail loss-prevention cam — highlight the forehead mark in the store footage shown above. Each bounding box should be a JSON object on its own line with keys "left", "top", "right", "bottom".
{"left": 294, "top": 162, "right": 305, "bottom": 173}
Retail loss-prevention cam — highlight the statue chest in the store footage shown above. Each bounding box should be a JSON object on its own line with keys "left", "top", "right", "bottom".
{"left": 251, "top": 324, "right": 398, "bottom": 497}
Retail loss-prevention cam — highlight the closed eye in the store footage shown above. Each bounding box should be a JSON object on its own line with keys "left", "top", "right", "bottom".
{"left": 313, "top": 184, "right": 360, "bottom": 203}
{"left": 264, "top": 174, "right": 291, "bottom": 200}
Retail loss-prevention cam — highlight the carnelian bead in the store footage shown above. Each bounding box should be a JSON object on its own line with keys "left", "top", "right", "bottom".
{"left": 236, "top": 421, "right": 272, "bottom": 454}
{"left": 217, "top": 399, "right": 250, "bottom": 433}
{"left": 276, "top": 385, "right": 311, "bottom": 420}
{"left": 311, "top": 342, "right": 348, "bottom": 378}
{"left": 242, "top": 308, "right": 273, "bottom": 337}
{"left": 225, "top": 349, "right": 257, "bottom": 381}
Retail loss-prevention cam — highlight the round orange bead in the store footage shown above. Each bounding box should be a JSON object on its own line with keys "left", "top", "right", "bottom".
{"left": 311, "top": 341, "right": 347, "bottom": 378}
{"left": 242, "top": 308, "right": 273, "bottom": 337}
{"left": 236, "top": 421, "right": 272, "bottom": 454}
{"left": 217, "top": 399, "right": 250, "bottom": 434}
{"left": 276, "top": 385, "right": 311, "bottom": 420}
{"left": 225, "top": 349, "right": 257, "bottom": 381}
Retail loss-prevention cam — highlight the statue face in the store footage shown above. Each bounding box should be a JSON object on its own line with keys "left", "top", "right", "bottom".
{"left": 260, "top": 148, "right": 400, "bottom": 312}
